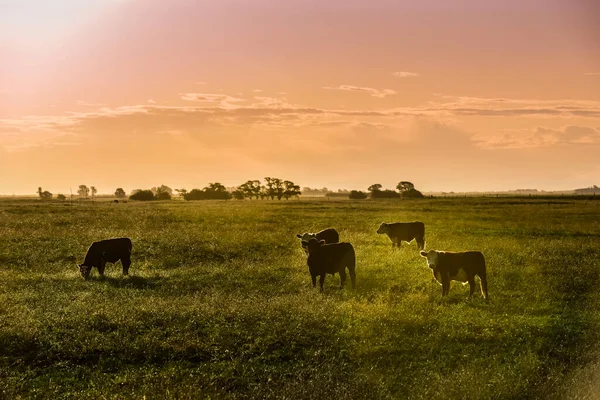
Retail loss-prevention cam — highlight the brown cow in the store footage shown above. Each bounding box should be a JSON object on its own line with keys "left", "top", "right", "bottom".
{"left": 306, "top": 238, "right": 356, "bottom": 292}
{"left": 420, "top": 250, "right": 488, "bottom": 300}
{"left": 78, "top": 238, "right": 132, "bottom": 279}
{"left": 296, "top": 228, "right": 340, "bottom": 253}
{"left": 377, "top": 222, "right": 425, "bottom": 249}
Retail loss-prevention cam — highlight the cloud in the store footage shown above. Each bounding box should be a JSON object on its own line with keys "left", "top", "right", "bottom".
{"left": 322, "top": 85, "right": 397, "bottom": 98}
{"left": 475, "top": 126, "right": 600, "bottom": 149}
{"left": 392, "top": 71, "right": 419, "bottom": 78}
{"left": 584, "top": 72, "right": 600, "bottom": 76}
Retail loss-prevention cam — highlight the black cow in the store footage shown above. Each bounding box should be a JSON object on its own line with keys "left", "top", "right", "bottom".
{"left": 420, "top": 250, "right": 488, "bottom": 300}
{"left": 306, "top": 238, "right": 356, "bottom": 292}
{"left": 296, "top": 228, "right": 339, "bottom": 254}
{"left": 78, "top": 237, "right": 132, "bottom": 279}
{"left": 376, "top": 221, "right": 425, "bottom": 250}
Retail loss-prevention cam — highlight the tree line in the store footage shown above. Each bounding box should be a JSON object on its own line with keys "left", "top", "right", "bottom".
{"left": 36, "top": 180, "right": 423, "bottom": 202}
{"left": 131, "top": 178, "right": 301, "bottom": 201}
{"left": 348, "top": 181, "right": 424, "bottom": 199}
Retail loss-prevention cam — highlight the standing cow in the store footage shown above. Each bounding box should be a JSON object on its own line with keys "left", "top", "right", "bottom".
{"left": 305, "top": 238, "right": 356, "bottom": 292}
{"left": 376, "top": 222, "right": 425, "bottom": 250}
{"left": 420, "top": 250, "right": 488, "bottom": 300}
{"left": 296, "top": 228, "right": 340, "bottom": 253}
{"left": 78, "top": 237, "right": 132, "bottom": 279}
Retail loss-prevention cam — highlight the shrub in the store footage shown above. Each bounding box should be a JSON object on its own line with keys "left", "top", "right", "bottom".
{"left": 129, "top": 190, "right": 155, "bottom": 201}
{"left": 349, "top": 190, "right": 368, "bottom": 199}
{"left": 402, "top": 188, "right": 424, "bottom": 199}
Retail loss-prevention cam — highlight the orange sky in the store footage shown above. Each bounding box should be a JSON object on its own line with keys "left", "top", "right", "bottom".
{"left": 1, "top": 0, "right": 599, "bottom": 194}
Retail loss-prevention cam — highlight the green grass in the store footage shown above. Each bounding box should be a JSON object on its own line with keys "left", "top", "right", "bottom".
{"left": 1, "top": 198, "right": 599, "bottom": 399}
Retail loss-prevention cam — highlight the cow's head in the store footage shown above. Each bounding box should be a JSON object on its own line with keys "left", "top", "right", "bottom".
{"left": 306, "top": 238, "right": 326, "bottom": 254}
{"left": 420, "top": 250, "right": 439, "bottom": 269}
{"left": 296, "top": 232, "right": 316, "bottom": 242}
{"left": 376, "top": 222, "right": 389, "bottom": 234}
{"left": 78, "top": 264, "right": 92, "bottom": 279}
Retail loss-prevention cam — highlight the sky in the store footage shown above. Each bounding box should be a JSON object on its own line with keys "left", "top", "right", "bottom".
{"left": 1, "top": 0, "right": 599, "bottom": 194}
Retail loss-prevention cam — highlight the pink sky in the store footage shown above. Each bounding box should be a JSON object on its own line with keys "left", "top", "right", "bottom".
{"left": 1, "top": 0, "right": 599, "bottom": 194}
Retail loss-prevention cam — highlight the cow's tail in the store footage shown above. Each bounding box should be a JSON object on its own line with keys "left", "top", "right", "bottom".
{"left": 415, "top": 222, "right": 425, "bottom": 250}
{"left": 344, "top": 244, "right": 356, "bottom": 289}
{"left": 478, "top": 253, "right": 489, "bottom": 300}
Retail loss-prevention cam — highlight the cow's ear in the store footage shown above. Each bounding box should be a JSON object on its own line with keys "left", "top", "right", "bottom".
{"left": 420, "top": 251, "right": 427, "bottom": 257}
{"left": 296, "top": 234, "right": 302, "bottom": 238}
{"left": 319, "top": 240, "right": 326, "bottom": 245}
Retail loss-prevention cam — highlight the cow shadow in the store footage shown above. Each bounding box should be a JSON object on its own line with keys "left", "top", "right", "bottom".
{"left": 95, "top": 274, "right": 164, "bottom": 290}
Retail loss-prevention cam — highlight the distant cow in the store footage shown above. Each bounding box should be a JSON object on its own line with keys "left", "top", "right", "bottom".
{"left": 420, "top": 250, "right": 488, "bottom": 300}
{"left": 376, "top": 222, "right": 425, "bottom": 250}
{"left": 296, "top": 228, "right": 340, "bottom": 253}
{"left": 78, "top": 237, "right": 132, "bottom": 279}
{"left": 306, "top": 238, "right": 356, "bottom": 291}
{"left": 113, "top": 199, "right": 119, "bottom": 204}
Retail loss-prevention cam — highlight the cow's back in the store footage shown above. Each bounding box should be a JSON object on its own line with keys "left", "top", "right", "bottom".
{"left": 389, "top": 222, "right": 424, "bottom": 239}
{"left": 315, "top": 228, "right": 340, "bottom": 244}
{"left": 86, "top": 238, "right": 132, "bottom": 264}
{"left": 439, "top": 251, "right": 485, "bottom": 275}
{"left": 308, "top": 242, "right": 354, "bottom": 274}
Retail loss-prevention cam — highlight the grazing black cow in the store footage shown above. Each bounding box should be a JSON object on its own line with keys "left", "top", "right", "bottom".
{"left": 376, "top": 221, "right": 425, "bottom": 250}
{"left": 78, "top": 237, "right": 132, "bottom": 279}
{"left": 296, "top": 228, "right": 340, "bottom": 253}
{"left": 306, "top": 238, "right": 356, "bottom": 292}
{"left": 113, "top": 199, "right": 119, "bottom": 204}
{"left": 420, "top": 250, "right": 488, "bottom": 300}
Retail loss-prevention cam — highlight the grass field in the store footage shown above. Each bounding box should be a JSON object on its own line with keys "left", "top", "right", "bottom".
{"left": 1, "top": 198, "right": 599, "bottom": 399}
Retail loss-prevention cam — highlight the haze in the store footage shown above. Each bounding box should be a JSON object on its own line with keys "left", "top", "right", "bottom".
{"left": 1, "top": 0, "right": 599, "bottom": 194}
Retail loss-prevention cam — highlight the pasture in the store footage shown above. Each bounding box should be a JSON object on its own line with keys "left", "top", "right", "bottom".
{"left": 1, "top": 198, "right": 599, "bottom": 399}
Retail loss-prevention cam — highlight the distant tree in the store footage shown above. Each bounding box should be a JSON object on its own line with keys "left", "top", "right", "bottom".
{"left": 205, "top": 182, "right": 231, "bottom": 199}
{"left": 114, "top": 188, "right": 126, "bottom": 198}
{"left": 183, "top": 189, "right": 204, "bottom": 201}
{"left": 90, "top": 186, "right": 97, "bottom": 200}
{"left": 183, "top": 183, "right": 231, "bottom": 200}
{"left": 129, "top": 190, "right": 155, "bottom": 201}
{"left": 238, "top": 180, "right": 262, "bottom": 199}
{"left": 396, "top": 181, "right": 415, "bottom": 193}
{"left": 232, "top": 189, "right": 246, "bottom": 200}
{"left": 154, "top": 185, "right": 172, "bottom": 200}
{"left": 402, "top": 188, "right": 424, "bottom": 199}
{"left": 371, "top": 189, "right": 400, "bottom": 199}
{"left": 396, "top": 181, "right": 424, "bottom": 199}
{"left": 283, "top": 180, "right": 301, "bottom": 200}
{"left": 37, "top": 187, "right": 53, "bottom": 200}
{"left": 56, "top": 194, "right": 66, "bottom": 201}
{"left": 368, "top": 184, "right": 382, "bottom": 193}
{"left": 175, "top": 189, "right": 188, "bottom": 198}
{"left": 152, "top": 185, "right": 173, "bottom": 196}
{"left": 264, "top": 177, "right": 285, "bottom": 200}
{"left": 349, "top": 190, "right": 368, "bottom": 199}
{"left": 77, "top": 185, "right": 90, "bottom": 198}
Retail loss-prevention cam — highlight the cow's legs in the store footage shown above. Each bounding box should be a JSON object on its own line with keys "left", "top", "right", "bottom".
{"left": 468, "top": 276, "right": 476, "bottom": 298}
{"left": 349, "top": 267, "right": 356, "bottom": 289}
{"left": 416, "top": 236, "right": 425, "bottom": 250}
{"left": 319, "top": 275, "right": 326, "bottom": 292}
{"left": 339, "top": 269, "right": 347, "bottom": 289}
{"left": 97, "top": 260, "right": 106, "bottom": 277}
{"left": 441, "top": 274, "right": 450, "bottom": 297}
{"left": 122, "top": 256, "right": 131, "bottom": 275}
{"left": 311, "top": 274, "right": 317, "bottom": 288}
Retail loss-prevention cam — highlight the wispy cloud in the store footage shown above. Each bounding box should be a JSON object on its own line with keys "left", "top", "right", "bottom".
{"left": 475, "top": 126, "right": 600, "bottom": 149}
{"left": 584, "top": 72, "right": 600, "bottom": 76}
{"left": 392, "top": 71, "right": 419, "bottom": 78}
{"left": 322, "top": 85, "right": 397, "bottom": 98}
